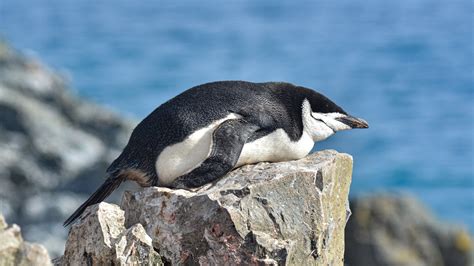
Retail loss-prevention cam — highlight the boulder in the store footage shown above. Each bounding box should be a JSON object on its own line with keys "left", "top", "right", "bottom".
{"left": 345, "top": 195, "right": 473, "bottom": 266}
{"left": 57, "top": 203, "right": 162, "bottom": 266}
{"left": 118, "top": 150, "right": 353, "bottom": 265}
{"left": 60, "top": 150, "right": 352, "bottom": 265}
{"left": 0, "top": 213, "right": 52, "bottom": 266}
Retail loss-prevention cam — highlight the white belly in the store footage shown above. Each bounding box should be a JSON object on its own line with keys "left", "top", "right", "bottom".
{"left": 236, "top": 129, "right": 314, "bottom": 167}
{"left": 156, "top": 115, "right": 315, "bottom": 185}
{"left": 155, "top": 113, "right": 241, "bottom": 185}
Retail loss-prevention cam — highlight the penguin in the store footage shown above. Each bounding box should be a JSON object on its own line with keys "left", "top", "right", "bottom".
{"left": 64, "top": 81, "right": 368, "bottom": 226}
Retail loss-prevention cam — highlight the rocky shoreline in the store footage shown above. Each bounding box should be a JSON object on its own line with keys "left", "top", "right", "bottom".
{"left": 0, "top": 41, "right": 135, "bottom": 256}
{"left": 346, "top": 195, "right": 472, "bottom": 266}
{"left": 0, "top": 42, "right": 472, "bottom": 265}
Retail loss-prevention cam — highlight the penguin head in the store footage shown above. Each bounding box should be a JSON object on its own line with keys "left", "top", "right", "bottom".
{"left": 301, "top": 93, "right": 368, "bottom": 141}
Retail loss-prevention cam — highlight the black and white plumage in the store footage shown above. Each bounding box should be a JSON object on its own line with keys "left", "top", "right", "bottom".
{"left": 64, "top": 81, "right": 368, "bottom": 226}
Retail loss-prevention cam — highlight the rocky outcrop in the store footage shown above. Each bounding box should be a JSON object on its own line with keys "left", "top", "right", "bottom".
{"left": 0, "top": 213, "right": 52, "bottom": 266}
{"left": 0, "top": 42, "right": 135, "bottom": 255}
{"left": 345, "top": 195, "right": 473, "bottom": 266}
{"left": 61, "top": 150, "right": 353, "bottom": 265}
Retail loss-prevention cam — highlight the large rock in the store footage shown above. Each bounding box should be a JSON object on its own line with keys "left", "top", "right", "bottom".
{"left": 345, "top": 195, "right": 474, "bottom": 266}
{"left": 57, "top": 203, "right": 162, "bottom": 266}
{"left": 118, "top": 150, "right": 353, "bottom": 265}
{"left": 0, "top": 213, "right": 52, "bottom": 266}
{"left": 0, "top": 42, "right": 135, "bottom": 255}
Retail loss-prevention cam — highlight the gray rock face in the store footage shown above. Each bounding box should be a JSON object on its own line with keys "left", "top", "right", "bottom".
{"left": 345, "top": 195, "right": 474, "bottom": 266}
{"left": 0, "top": 42, "right": 135, "bottom": 255}
{"left": 118, "top": 150, "right": 353, "bottom": 265}
{"left": 0, "top": 213, "right": 52, "bottom": 266}
{"left": 57, "top": 202, "right": 162, "bottom": 266}
{"left": 59, "top": 150, "right": 352, "bottom": 265}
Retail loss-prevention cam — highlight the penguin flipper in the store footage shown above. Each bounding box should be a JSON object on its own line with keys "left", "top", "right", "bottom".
{"left": 171, "top": 119, "right": 259, "bottom": 188}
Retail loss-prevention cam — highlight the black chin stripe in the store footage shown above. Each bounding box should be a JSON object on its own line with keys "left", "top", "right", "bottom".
{"left": 310, "top": 113, "right": 324, "bottom": 124}
{"left": 310, "top": 114, "right": 336, "bottom": 133}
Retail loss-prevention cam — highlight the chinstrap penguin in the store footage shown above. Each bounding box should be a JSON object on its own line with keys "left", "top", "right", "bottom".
{"left": 64, "top": 81, "right": 368, "bottom": 226}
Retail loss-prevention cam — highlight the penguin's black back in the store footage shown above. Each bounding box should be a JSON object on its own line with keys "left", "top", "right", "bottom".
{"left": 107, "top": 81, "right": 345, "bottom": 176}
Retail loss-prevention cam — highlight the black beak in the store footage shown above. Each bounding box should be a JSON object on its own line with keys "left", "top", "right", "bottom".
{"left": 336, "top": 115, "right": 369, "bottom": 129}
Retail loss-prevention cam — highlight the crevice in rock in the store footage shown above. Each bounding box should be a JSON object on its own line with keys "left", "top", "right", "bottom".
{"left": 254, "top": 196, "right": 283, "bottom": 237}
{"left": 220, "top": 187, "right": 250, "bottom": 198}
{"left": 268, "top": 212, "right": 283, "bottom": 237}
{"left": 310, "top": 237, "right": 319, "bottom": 259}
{"left": 315, "top": 170, "right": 324, "bottom": 192}
{"left": 152, "top": 246, "right": 171, "bottom": 266}
{"left": 83, "top": 252, "right": 92, "bottom": 266}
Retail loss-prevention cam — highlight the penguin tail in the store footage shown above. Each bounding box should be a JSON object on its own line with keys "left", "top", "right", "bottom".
{"left": 63, "top": 176, "right": 124, "bottom": 227}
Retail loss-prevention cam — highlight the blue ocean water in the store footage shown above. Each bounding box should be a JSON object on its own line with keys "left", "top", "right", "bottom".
{"left": 1, "top": 0, "right": 473, "bottom": 229}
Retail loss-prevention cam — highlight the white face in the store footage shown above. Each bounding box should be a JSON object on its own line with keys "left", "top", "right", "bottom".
{"left": 301, "top": 99, "right": 352, "bottom": 142}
